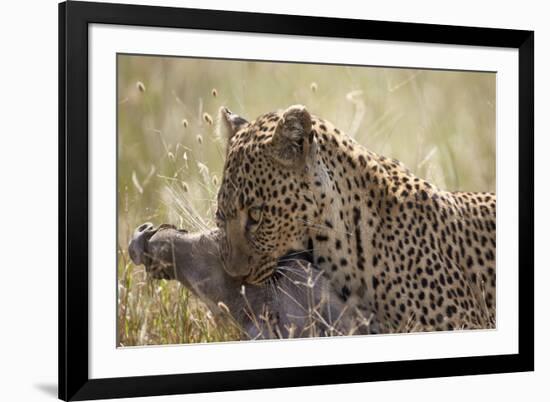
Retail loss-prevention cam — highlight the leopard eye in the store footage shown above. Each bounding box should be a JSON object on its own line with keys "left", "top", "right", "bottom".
{"left": 247, "top": 206, "right": 263, "bottom": 229}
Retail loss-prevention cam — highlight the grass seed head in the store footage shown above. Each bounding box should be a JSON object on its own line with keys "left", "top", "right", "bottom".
{"left": 203, "top": 112, "right": 213, "bottom": 125}
{"left": 136, "top": 81, "right": 146, "bottom": 92}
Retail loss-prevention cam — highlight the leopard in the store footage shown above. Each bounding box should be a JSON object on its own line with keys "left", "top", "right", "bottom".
{"left": 215, "top": 104, "right": 496, "bottom": 333}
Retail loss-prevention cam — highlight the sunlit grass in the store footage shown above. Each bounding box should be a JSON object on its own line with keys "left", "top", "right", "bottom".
{"left": 117, "top": 55, "right": 496, "bottom": 346}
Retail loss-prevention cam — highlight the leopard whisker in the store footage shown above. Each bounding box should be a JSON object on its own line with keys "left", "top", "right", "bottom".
{"left": 297, "top": 219, "right": 354, "bottom": 236}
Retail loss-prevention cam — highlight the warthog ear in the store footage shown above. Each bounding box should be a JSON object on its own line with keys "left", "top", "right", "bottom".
{"left": 270, "top": 105, "right": 314, "bottom": 169}
{"left": 218, "top": 106, "right": 249, "bottom": 142}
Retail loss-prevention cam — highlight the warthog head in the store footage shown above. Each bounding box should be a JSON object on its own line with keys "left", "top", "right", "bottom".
{"left": 128, "top": 223, "right": 374, "bottom": 339}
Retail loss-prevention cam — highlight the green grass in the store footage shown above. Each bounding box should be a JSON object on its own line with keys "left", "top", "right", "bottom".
{"left": 117, "top": 55, "right": 496, "bottom": 347}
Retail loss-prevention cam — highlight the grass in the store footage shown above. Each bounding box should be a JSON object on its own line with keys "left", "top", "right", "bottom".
{"left": 117, "top": 55, "right": 496, "bottom": 347}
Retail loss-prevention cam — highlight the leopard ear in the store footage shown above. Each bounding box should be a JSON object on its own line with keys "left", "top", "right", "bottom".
{"left": 271, "top": 105, "right": 314, "bottom": 169}
{"left": 217, "top": 107, "right": 249, "bottom": 142}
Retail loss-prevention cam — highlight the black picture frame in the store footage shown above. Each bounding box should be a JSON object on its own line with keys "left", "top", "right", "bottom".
{"left": 59, "top": 1, "right": 534, "bottom": 400}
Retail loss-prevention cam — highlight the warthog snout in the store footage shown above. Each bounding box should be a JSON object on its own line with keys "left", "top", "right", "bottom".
{"left": 128, "top": 222, "right": 156, "bottom": 266}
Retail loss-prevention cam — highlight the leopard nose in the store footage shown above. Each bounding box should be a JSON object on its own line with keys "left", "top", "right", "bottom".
{"left": 128, "top": 222, "right": 155, "bottom": 265}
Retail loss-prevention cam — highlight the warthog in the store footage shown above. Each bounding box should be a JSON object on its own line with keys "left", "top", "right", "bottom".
{"left": 128, "top": 223, "right": 376, "bottom": 339}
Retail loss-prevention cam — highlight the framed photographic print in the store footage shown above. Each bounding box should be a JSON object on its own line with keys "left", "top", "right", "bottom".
{"left": 59, "top": 1, "right": 534, "bottom": 400}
